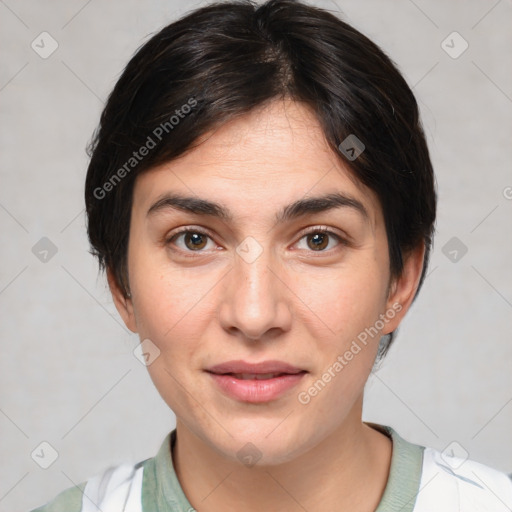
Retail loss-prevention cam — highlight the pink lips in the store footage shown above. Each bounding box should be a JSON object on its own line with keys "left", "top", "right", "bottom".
{"left": 206, "top": 360, "right": 307, "bottom": 403}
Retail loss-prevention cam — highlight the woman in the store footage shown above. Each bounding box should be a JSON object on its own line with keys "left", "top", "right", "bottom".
{"left": 33, "top": 0, "right": 512, "bottom": 510}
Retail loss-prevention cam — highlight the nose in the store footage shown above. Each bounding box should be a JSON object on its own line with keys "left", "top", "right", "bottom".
{"left": 218, "top": 244, "right": 292, "bottom": 343}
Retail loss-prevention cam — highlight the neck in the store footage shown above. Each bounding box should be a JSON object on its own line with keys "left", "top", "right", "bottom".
{"left": 173, "top": 404, "right": 392, "bottom": 511}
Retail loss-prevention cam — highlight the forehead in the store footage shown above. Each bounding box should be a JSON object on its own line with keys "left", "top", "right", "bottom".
{"left": 132, "top": 99, "right": 382, "bottom": 229}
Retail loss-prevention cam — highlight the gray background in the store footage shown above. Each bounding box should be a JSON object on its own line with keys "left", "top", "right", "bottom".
{"left": 1, "top": 0, "right": 511, "bottom": 510}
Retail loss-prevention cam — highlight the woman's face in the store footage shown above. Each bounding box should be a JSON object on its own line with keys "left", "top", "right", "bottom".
{"left": 112, "top": 99, "right": 418, "bottom": 465}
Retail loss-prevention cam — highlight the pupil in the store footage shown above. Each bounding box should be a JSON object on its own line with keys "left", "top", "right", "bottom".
{"left": 309, "top": 233, "right": 328, "bottom": 250}
{"left": 187, "top": 232, "right": 206, "bottom": 249}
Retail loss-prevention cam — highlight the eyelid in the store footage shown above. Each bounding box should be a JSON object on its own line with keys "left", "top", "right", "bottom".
{"left": 165, "top": 225, "right": 212, "bottom": 239}
{"left": 297, "top": 225, "right": 348, "bottom": 241}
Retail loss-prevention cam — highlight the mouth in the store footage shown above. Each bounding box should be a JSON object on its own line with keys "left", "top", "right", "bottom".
{"left": 206, "top": 360, "right": 307, "bottom": 403}
{"left": 220, "top": 372, "right": 298, "bottom": 380}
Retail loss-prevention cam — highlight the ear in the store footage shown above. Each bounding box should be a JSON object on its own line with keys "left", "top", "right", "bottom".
{"left": 382, "top": 242, "right": 426, "bottom": 334}
{"left": 106, "top": 268, "right": 138, "bottom": 333}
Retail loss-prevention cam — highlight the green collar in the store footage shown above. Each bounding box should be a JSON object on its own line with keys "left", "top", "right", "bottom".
{"left": 369, "top": 423, "right": 424, "bottom": 512}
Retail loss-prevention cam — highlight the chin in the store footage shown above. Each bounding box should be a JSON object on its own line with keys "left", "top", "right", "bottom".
{"left": 202, "top": 418, "right": 313, "bottom": 467}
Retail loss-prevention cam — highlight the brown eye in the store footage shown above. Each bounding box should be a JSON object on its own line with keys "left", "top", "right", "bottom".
{"left": 296, "top": 228, "right": 344, "bottom": 252}
{"left": 307, "top": 232, "right": 329, "bottom": 251}
{"left": 168, "top": 230, "right": 214, "bottom": 252}
{"left": 184, "top": 232, "right": 208, "bottom": 250}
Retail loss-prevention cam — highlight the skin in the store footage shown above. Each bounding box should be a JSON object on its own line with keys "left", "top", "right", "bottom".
{"left": 109, "top": 98, "right": 425, "bottom": 511}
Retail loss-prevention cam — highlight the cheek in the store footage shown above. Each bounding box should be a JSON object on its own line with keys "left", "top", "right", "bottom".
{"left": 129, "top": 249, "right": 215, "bottom": 340}
{"left": 128, "top": 261, "right": 219, "bottom": 391}
{"left": 298, "top": 263, "right": 388, "bottom": 344}
{"left": 129, "top": 267, "right": 208, "bottom": 410}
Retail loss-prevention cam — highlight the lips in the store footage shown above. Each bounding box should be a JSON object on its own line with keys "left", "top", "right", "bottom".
{"left": 229, "top": 372, "right": 289, "bottom": 380}
{"left": 206, "top": 360, "right": 307, "bottom": 403}
{"left": 207, "top": 360, "right": 304, "bottom": 376}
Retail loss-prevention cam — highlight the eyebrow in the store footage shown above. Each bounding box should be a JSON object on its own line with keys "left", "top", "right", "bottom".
{"left": 147, "top": 192, "right": 369, "bottom": 224}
